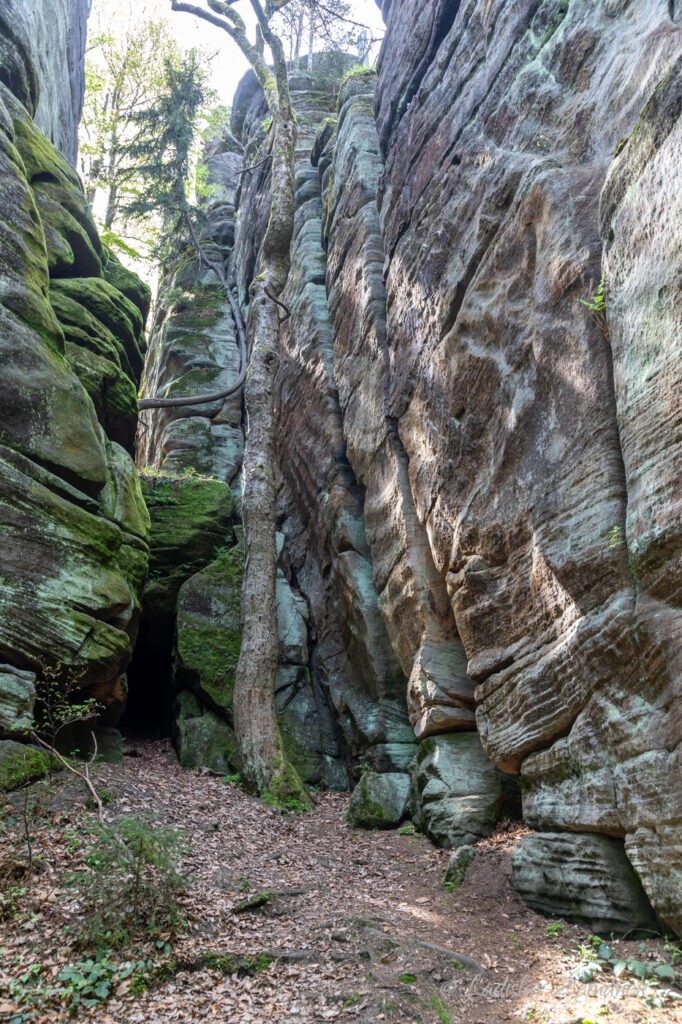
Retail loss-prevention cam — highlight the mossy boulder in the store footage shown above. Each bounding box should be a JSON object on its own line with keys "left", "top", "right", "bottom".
{"left": 0, "top": 740, "right": 51, "bottom": 790}
{"left": 141, "top": 472, "right": 234, "bottom": 630}
{"left": 346, "top": 771, "right": 410, "bottom": 829}
{"left": 174, "top": 545, "right": 242, "bottom": 717}
{"left": 443, "top": 846, "right": 476, "bottom": 890}
{"left": 172, "top": 689, "right": 237, "bottom": 773}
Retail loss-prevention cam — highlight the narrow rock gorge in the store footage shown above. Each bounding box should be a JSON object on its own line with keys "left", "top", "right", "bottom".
{"left": 1, "top": 0, "right": 681, "bottom": 952}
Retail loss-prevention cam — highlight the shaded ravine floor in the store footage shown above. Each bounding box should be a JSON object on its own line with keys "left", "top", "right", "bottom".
{"left": 1, "top": 740, "right": 680, "bottom": 1024}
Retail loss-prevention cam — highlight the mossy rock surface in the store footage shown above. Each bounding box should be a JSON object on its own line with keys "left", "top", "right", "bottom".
{"left": 0, "top": 665, "right": 36, "bottom": 736}
{"left": 174, "top": 546, "right": 243, "bottom": 716}
{"left": 141, "top": 472, "right": 234, "bottom": 628}
{"left": 0, "top": 740, "right": 52, "bottom": 790}
{"left": 172, "top": 689, "right": 237, "bottom": 773}
{"left": 346, "top": 771, "right": 410, "bottom": 829}
{"left": 443, "top": 846, "right": 476, "bottom": 890}
{"left": 50, "top": 277, "right": 144, "bottom": 380}
{"left": 64, "top": 341, "right": 138, "bottom": 450}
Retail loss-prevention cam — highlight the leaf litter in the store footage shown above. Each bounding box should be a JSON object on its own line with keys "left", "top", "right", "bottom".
{"left": 1, "top": 739, "right": 680, "bottom": 1023}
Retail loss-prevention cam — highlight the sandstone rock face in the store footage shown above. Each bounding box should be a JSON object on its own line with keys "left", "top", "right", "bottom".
{"left": 0, "top": 667, "right": 36, "bottom": 737}
{"left": 409, "top": 733, "right": 516, "bottom": 848}
{"left": 323, "top": 70, "right": 475, "bottom": 744}
{"left": 232, "top": 63, "right": 416, "bottom": 774}
{"left": 124, "top": 473, "right": 235, "bottom": 731}
{"left": 372, "top": 0, "right": 682, "bottom": 930}
{"left": 138, "top": 130, "right": 244, "bottom": 502}
{"left": 0, "top": 14, "right": 149, "bottom": 725}
{"left": 135, "top": 3, "right": 682, "bottom": 933}
{"left": 172, "top": 540, "right": 346, "bottom": 786}
{"left": 512, "top": 833, "right": 658, "bottom": 936}
{"left": 173, "top": 689, "right": 236, "bottom": 775}
{"left": 0, "top": 0, "right": 91, "bottom": 165}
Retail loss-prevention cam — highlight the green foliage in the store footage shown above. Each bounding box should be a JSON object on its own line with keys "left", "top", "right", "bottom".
{"left": 69, "top": 817, "right": 188, "bottom": 947}
{"left": 580, "top": 273, "right": 609, "bottom": 340}
{"left": 3, "top": 952, "right": 165, "bottom": 1017}
{"left": 396, "top": 823, "right": 417, "bottom": 836}
{"left": 0, "top": 886, "right": 28, "bottom": 923}
{"left": 571, "top": 934, "right": 682, "bottom": 1008}
{"left": 99, "top": 227, "right": 145, "bottom": 262}
{"left": 399, "top": 973, "right": 417, "bottom": 984}
{"left": 546, "top": 921, "right": 568, "bottom": 938}
{"left": 580, "top": 274, "right": 606, "bottom": 313}
{"left": 608, "top": 525, "right": 624, "bottom": 549}
{"left": 80, "top": 9, "right": 214, "bottom": 260}
{"left": 33, "top": 662, "right": 102, "bottom": 758}
{"left": 123, "top": 49, "right": 210, "bottom": 257}
{"left": 341, "top": 63, "right": 377, "bottom": 85}
{"left": 428, "top": 994, "right": 454, "bottom": 1023}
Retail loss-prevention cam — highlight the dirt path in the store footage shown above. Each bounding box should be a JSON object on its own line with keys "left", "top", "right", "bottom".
{"left": 2, "top": 740, "right": 680, "bottom": 1024}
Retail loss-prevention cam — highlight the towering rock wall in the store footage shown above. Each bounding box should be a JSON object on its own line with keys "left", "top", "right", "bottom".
{"left": 371, "top": 0, "right": 682, "bottom": 933}
{"left": 0, "top": 3, "right": 150, "bottom": 738}
{"left": 0, "top": 0, "right": 92, "bottom": 166}
{"left": 139, "top": 1, "right": 681, "bottom": 932}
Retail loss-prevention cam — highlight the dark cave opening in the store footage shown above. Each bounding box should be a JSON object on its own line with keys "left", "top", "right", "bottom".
{"left": 119, "top": 620, "right": 175, "bottom": 739}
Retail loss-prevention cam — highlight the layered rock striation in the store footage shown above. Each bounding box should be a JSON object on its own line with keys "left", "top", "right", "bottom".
{"left": 3, "top": 0, "right": 677, "bottom": 937}
{"left": 0, "top": 0, "right": 149, "bottom": 732}
{"left": 140, "top": 2, "right": 681, "bottom": 932}
{"left": 0, "top": 0, "right": 92, "bottom": 166}
{"left": 373, "top": 0, "right": 682, "bottom": 932}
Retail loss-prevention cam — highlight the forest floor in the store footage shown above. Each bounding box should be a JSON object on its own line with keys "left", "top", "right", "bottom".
{"left": 1, "top": 739, "right": 680, "bottom": 1024}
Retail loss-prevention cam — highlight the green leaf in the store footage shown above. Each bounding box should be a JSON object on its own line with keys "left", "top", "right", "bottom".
{"left": 653, "top": 964, "right": 676, "bottom": 981}
{"left": 627, "top": 959, "right": 648, "bottom": 978}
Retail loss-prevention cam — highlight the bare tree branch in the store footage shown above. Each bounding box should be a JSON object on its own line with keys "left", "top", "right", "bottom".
{"left": 30, "top": 730, "right": 105, "bottom": 822}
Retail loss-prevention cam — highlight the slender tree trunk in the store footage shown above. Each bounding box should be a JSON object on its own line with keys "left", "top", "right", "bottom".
{"left": 233, "top": 99, "right": 310, "bottom": 806}
{"left": 104, "top": 176, "right": 118, "bottom": 230}
{"left": 294, "top": 10, "right": 304, "bottom": 65}
{"left": 307, "top": 8, "right": 314, "bottom": 71}
{"left": 168, "top": 0, "right": 311, "bottom": 806}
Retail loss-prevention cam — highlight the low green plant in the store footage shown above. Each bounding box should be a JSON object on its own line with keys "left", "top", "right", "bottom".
{"left": 546, "top": 922, "right": 568, "bottom": 938}
{"left": 69, "top": 816, "right": 188, "bottom": 947}
{"left": 397, "top": 823, "right": 417, "bottom": 836}
{"left": 579, "top": 273, "right": 608, "bottom": 339}
{"left": 428, "top": 994, "right": 454, "bottom": 1022}
{"left": 608, "top": 525, "right": 624, "bottom": 549}
{"left": 571, "top": 934, "right": 682, "bottom": 1008}
{"left": 3, "top": 953, "right": 163, "bottom": 1017}
{"left": 0, "top": 885, "right": 28, "bottom": 922}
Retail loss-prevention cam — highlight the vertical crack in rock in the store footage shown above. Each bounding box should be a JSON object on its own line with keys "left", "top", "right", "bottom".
{"left": 323, "top": 70, "right": 476, "bottom": 745}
